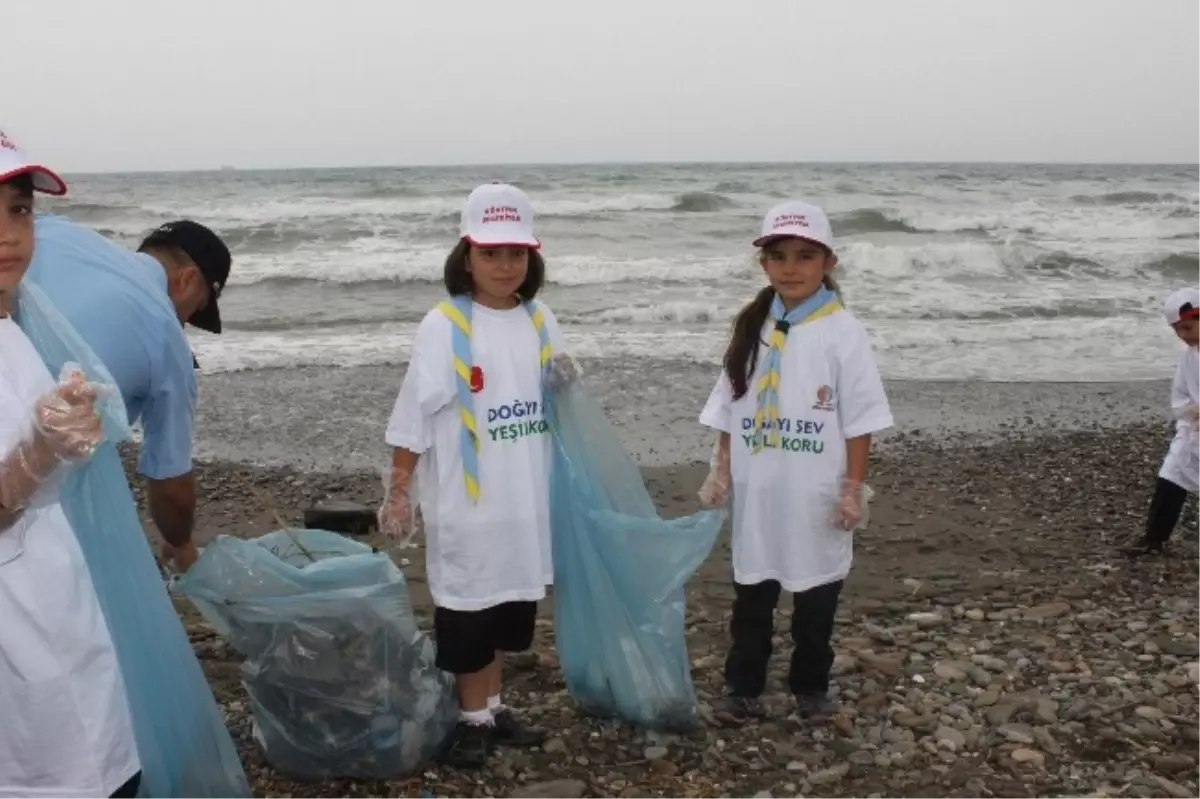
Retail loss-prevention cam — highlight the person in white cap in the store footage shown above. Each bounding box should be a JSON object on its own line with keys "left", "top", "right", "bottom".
{"left": 0, "top": 128, "right": 142, "bottom": 797}
{"left": 378, "top": 182, "right": 578, "bottom": 768}
{"left": 697, "top": 201, "right": 893, "bottom": 726}
{"left": 1122, "top": 285, "right": 1199, "bottom": 557}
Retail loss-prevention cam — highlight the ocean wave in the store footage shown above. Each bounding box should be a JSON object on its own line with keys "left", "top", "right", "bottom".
{"left": 229, "top": 249, "right": 750, "bottom": 288}
{"left": 831, "top": 209, "right": 920, "bottom": 235}
{"left": 712, "top": 180, "right": 755, "bottom": 194}
{"left": 670, "top": 191, "right": 735, "bottom": 212}
{"left": 838, "top": 240, "right": 1112, "bottom": 281}
{"left": 1072, "top": 190, "right": 1191, "bottom": 205}
{"left": 587, "top": 301, "right": 730, "bottom": 325}
{"left": 1143, "top": 252, "right": 1199, "bottom": 278}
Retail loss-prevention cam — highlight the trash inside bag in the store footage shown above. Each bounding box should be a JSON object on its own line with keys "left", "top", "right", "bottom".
{"left": 15, "top": 280, "right": 250, "bottom": 797}
{"left": 172, "top": 529, "right": 458, "bottom": 780}
{"left": 545, "top": 378, "right": 726, "bottom": 731}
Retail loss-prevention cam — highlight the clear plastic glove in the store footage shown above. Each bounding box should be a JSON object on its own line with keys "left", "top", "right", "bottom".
{"left": 833, "top": 479, "right": 875, "bottom": 531}
{"left": 698, "top": 435, "right": 732, "bottom": 508}
{"left": 378, "top": 467, "right": 419, "bottom": 546}
{"left": 546, "top": 353, "right": 583, "bottom": 390}
{"left": 1, "top": 364, "right": 106, "bottom": 518}
{"left": 35, "top": 364, "right": 107, "bottom": 461}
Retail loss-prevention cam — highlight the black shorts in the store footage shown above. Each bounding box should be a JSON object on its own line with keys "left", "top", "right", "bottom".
{"left": 434, "top": 600, "right": 538, "bottom": 675}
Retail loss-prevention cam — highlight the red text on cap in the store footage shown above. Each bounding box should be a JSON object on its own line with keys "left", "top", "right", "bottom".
{"left": 482, "top": 205, "right": 522, "bottom": 224}
{"left": 773, "top": 213, "right": 809, "bottom": 230}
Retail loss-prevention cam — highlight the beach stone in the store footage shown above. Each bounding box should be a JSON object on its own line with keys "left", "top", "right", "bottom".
{"left": 934, "top": 662, "right": 968, "bottom": 681}
{"left": 936, "top": 726, "right": 966, "bottom": 751}
{"left": 1151, "top": 777, "right": 1193, "bottom": 799}
{"left": 999, "top": 723, "right": 1035, "bottom": 744}
{"left": 1026, "top": 602, "right": 1071, "bottom": 620}
{"left": 1152, "top": 754, "right": 1195, "bottom": 774}
{"left": 831, "top": 654, "right": 859, "bottom": 676}
{"left": 908, "top": 612, "right": 947, "bottom": 628}
{"left": 808, "top": 763, "right": 850, "bottom": 786}
{"left": 969, "top": 667, "right": 993, "bottom": 687}
{"left": 986, "top": 704, "right": 1019, "bottom": 726}
{"left": 521, "top": 779, "right": 586, "bottom": 799}
{"left": 974, "top": 689, "right": 1001, "bottom": 708}
{"left": 542, "top": 738, "right": 568, "bottom": 754}
{"left": 1134, "top": 706, "right": 1164, "bottom": 721}
{"left": 1035, "top": 699, "right": 1059, "bottom": 723}
{"left": 1011, "top": 748, "right": 1045, "bottom": 767}
{"left": 965, "top": 608, "right": 986, "bottom": 621}
{"left": 644, "top": 746, "right": 669, "bottom": 761}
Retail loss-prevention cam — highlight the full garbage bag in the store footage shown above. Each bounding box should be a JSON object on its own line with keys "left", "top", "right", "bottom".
{"left": 15, "top": 280, "right": 250, "bottom": 797}
{"left": 545, "top": 377, "right": 726, "bottom": 731}
{"left": 172, "top": 529, "right": 458, "bottom": 780}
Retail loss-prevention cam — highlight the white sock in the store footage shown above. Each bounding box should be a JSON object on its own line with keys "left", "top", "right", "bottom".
{"left": 459, "top": 707, "right": 494, "bottom": 727}
{"left": 487, "top": 694, "right": 505, "bottom": 713}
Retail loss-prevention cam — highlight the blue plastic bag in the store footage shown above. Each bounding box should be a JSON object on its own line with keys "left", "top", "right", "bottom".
{"left": 15, "top": 280, "right": 250, "bottom": 797}
{"left": 545, "top": 377, "right": 725, "bottom": 731}
{"left": 172, "top": 530, "right": 458, "bottom": 780}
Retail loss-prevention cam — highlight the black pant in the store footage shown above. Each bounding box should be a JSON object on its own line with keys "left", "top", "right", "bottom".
{"left": 110, "top": 771, "right": 141, "bottom": 798}
{"left": 724, "top": 578, "right": 843, "bottom": 698}
{"left": 1147, "top": 477, "right": 1190, "bottom": 543}
{"left": 433, "top": 601, "right": 538, "bottom": 674}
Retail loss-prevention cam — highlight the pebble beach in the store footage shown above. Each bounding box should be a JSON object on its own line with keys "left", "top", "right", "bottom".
{"left": 124, "top": 365, "right": 1199, "bottom": 799}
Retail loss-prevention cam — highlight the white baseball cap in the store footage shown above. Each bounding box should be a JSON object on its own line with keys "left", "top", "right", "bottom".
{"left": 1162, "top": 286, "right": 1200, "bottom": 325}
{"left": 753, "top": 201, "right": 834, "bottom": 250}
{"left": 0, "top": 127, "right": 67, "bottom": 196}
{"left": 460, "top": 182, "right": 540, "bottom": 249}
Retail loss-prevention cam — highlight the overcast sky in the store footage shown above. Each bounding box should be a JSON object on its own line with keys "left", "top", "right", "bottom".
{"left": 6, "top": 0, "right": 1197, "bottom": 172}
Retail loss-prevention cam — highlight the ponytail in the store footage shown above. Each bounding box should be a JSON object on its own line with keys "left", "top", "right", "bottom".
{"left": 723, "top": 286, "right": 775, "bottom": 401}
{"left": 822, "top": 273, "right": 844, "bottom": 305}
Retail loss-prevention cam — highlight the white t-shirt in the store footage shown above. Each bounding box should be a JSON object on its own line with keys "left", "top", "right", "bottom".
{"left": 699, "top": 308, "right": 893, "bottom": 593}
{"left": 1160, "top": 345, "right": 1199, "bottom": 492}
{"left": 0, "top": 318, "right": 139, "bottom": 798}
{"left": 386, "top": 300, "right": 568, "bottom": 611}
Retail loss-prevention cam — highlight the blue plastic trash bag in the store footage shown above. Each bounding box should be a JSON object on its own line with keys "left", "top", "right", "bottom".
{"left": 172, "top": 529, "right": 459, "bottom": 780}
{"left": 545, "top": 377, "right": 726, "bottom": 731}
{"left": 15, "top": 280, "right": 250, "bottom": 797}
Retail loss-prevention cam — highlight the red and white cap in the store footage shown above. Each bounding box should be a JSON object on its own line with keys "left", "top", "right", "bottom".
{"left": 460, "top": 182, "right": 540, "bottom": 249}
{"left": 753, "top": 200, "right": 833, "bottom": 250}
{"left": 1163, "top": 286, "right": 1200, "bottom": 325}
{"left": 0, "top": 127, "right": 67, "bottom": 196}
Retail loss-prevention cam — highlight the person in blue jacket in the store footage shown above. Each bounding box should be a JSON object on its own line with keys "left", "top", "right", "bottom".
{"left": 26, "top": 214, "right": 231, "bottom": 574}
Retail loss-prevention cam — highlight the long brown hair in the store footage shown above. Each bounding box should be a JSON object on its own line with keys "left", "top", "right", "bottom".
{"left": 722, "top": 268, "right": 842, "bottom": 401}
{"left": 442, "top": 239, "right": 545, "bottom": 300}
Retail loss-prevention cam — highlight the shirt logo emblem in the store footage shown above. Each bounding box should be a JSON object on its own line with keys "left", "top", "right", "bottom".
{"left": 812, "top": 384, "right": 836, "bottom": 412}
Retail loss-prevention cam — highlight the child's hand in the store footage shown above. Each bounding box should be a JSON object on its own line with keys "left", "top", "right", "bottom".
{"left": 833, "top": 479, "right": 870, "bottom": 531}
{"left": 698, "top": 435, "right": 732, "bottom": 508}
{"left": 546, "top": 353, "right": 583, "bottom": 390}
{"left": 378, "top": 469, "right": 419, "bottom": 544}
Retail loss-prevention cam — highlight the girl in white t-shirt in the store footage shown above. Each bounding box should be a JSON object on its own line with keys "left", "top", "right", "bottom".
{"left": 380, "top": 183, "right": 575, "bottom": 769}
{"left": 698, "top": 201, "right": 893, "bottom": 727}
{"left": 0, "top": 136, "right": 141, "bottom": 797}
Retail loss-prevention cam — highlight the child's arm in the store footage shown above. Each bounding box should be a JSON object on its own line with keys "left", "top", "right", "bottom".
{"left": 698, "top": 432, "right": 732, "bottom": 508}
{"left": 380, "top": 446, "right": 420, "bottom": 541}
{"left": 845, "top": 434, "right": 871, "bottom": 484}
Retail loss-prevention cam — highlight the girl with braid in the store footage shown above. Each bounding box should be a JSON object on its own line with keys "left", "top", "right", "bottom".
{"left": 697, "top": 201, "right": 893, "bottom": 726}
{"left": 379, "top": 183, "right": 576, "bottom": 769}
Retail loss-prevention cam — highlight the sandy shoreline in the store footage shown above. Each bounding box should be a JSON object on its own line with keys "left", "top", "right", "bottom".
{"left": 191, "top": 359, "right": 1173, "bottom": 473}
{"left": 125, "top": 400, "right": 1200, "bottom": 797}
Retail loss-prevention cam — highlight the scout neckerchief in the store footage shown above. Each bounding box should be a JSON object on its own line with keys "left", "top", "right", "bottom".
{"left": 751, "top": 285, "right": 842, "bottom": 453}
{"left": 437, "top": 295, "right": 552, "bottom": 501}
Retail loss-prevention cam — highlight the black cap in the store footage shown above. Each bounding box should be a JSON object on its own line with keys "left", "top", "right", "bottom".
{"left": 141, "top": 220, "right": 231, "bottom": 333}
